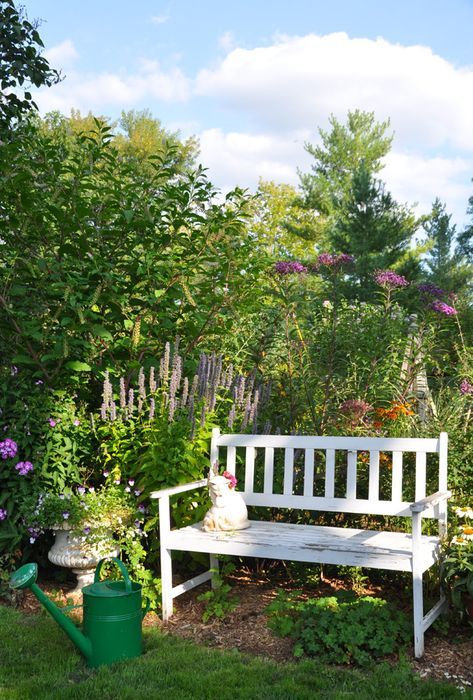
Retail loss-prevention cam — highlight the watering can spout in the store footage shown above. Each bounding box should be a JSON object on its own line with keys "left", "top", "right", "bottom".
{"left": 9, "top": 564, "right": 92, "bottom": 661}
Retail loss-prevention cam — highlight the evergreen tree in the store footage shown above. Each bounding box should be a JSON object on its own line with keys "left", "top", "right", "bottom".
{"left": 458, "top": 188, "right": 473, "bottom": 262}
{"left": 423, "top": 198, "right": 471, "bottom": 296}
{"left": 299, "top": 110, "right": 392, "bottom": 229}
{"left": 331, "top": 165, "right": 422, "bottom": 299}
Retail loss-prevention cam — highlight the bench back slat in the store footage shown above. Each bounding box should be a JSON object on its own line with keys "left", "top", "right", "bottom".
{"left": 368, "top": 450, "right": 380, "bottom": 501}
{"left": 263, "top": 447, "right": 274, "bottom": 495}
{"left": 391, "top": 451, "right": 403, "bottom": 501}
{"left": 283, "top": 448, "right": 294, "bottom": 495}
{"left": 324, "top": 448, "right": 336, "bottom": 498}
{"left": 210, "top": 429, "right": 447, "bottom": 518}
{"left": 346, "top": 450, "right": 357, "bottom": 499}
{"left": 244, "top": 446, "right": 255, "bottom": 492}
{"left": 303, "top": 449, "right": 315, "bottom": 497}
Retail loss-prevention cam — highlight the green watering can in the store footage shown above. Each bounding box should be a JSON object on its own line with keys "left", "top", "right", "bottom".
{"left": 10, "top": 557, "right": 150, "bottom": 668}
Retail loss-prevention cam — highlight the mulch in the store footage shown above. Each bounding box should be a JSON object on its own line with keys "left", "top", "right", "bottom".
{"left": 4, "top": 567, "right": 472, "bottom": 693}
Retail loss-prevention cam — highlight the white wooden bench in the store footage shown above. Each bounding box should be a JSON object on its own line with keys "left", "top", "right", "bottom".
{"left": 151, "top": 429, "right": 451, "bottom": 658}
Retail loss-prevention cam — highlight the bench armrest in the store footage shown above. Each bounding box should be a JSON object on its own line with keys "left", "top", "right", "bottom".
{"left": 410, "top": 490, "right": 451, "bottom": 513}
{"left": 150, "top": 479, "right": 208, "bottom": 500}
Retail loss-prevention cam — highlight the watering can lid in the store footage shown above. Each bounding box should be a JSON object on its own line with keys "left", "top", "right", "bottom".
{"left": 83, "top": 580, "right": 132, "bottom": 597}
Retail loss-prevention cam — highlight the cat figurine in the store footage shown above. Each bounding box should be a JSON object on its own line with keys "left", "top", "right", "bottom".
{"left": 202, "top": 465, "right": 250, "bottom": 532}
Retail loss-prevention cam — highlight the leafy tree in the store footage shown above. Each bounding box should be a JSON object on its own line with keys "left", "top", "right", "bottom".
{"left": 0, "top": 0, "right": 60, "bottom": 134}
{"left": 423, "top": 198, "right": 471, "bottom": 297}
{"left": 298, "top": 110, "right": 392, "bottom": 233}
{"left": 0, "top": 117, "right": 264, "bottom": 390}
{"left": 330, "top": 165, "right": 423, "bottom": 299}
{"left": 252, "top": 180, "right": 322, "bottom": 258}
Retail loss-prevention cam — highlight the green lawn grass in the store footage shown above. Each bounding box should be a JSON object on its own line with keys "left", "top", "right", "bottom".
{"left": 0, "top": 606, "right": 470, "bottom": 700}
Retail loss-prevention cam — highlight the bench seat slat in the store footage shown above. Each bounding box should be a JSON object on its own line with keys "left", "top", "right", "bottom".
{"left": 167, "top": 520, "right": 440, "bottom": 573}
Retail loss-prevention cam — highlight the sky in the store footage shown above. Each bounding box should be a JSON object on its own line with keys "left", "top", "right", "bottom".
{"left": 21, "top": 0, "right": 473, "bottom": 230}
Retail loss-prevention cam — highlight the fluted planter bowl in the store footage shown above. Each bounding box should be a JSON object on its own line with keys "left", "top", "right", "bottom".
{"left": 48, "top": 524, "right": 119, "bottom": 591}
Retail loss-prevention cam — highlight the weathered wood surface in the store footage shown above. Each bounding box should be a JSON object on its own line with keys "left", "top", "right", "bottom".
{"left": 167, "top": 520, "right": 440, "bottom": 573}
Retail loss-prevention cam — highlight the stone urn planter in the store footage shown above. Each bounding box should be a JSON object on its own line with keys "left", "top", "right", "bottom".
{"left": 48, "top": 524, "right": 119, "bottom": 591}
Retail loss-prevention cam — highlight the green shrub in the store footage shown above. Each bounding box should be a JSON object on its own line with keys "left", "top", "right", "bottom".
{"left": 266, "top": 590, "right": 410, "bottom": 666}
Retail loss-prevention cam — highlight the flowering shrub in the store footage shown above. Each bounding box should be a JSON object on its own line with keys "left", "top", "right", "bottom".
{"left": 273, "top": 261, "right": 307, "bottom": 275}
{"left": 442, "top": 506, "right": 473, "bottom": 619}
{"left": 21, "top": 476, "right": 144, "bottom": 554}
{"left": 428, "top": 300, "right": 457, "bottom": 316}
{"left": 373, "top": 270, "right": 409, "bottom": 289}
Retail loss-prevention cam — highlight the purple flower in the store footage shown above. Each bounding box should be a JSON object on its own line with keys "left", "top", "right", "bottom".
{"left": 417, "top": 283, "right": 447, "bottom": 299}
{"left": 35, "top": 379, "right": 44, "bottom": 385}
{"left": 429, "top": 300, "right": 457, "bottom": 316}
{"left": 83, "top": 526, "right": 91, "bottom": 535}
{"left": 134, "top": 519, "right": 141, "bottom": 528}
{"left": 73, "top": 419, "right": 80, "bottom": 427}
{"left": 88, "top": 486, "right": 95, "bottom": 493}
{"left": 0, "top": 508, "right": 7, "bottom": 521}
{"left": 460, "top": 379, "right": 473, "bottom": 395}
{"left": 11, "top": 366, "right": 18, "bottom": 375}
{"left": 77, "top": 486, "right": 86, "bottom": 495}
{"left": 137, "top": 504, "right": 146, "bottom": 513}
{"left": 29, "top": 537, "right": 36, "bottom": 544}
{"left": 134, "top": 489, "right": 141, "bottom": 497}
{"left": 62, "top": 511, "right": 70, "bottom": 520}
{"left": 125, "top": 486, "right": 131, "bottom": 493}
{"left": 128, "top": 479, "right": 135, "bottom": 486}
{"left": 340, "top": 399, "right": 372, "bottom": 418}
{"left": 312, "top": 253, "right": 355, "bottom": 272}
{"left": 0, "top": 438, "right": 17, "bottom": 460}
{"left": 103, "top": 470, "right": 110, "bottom": 477}
{"left": 48, "top": 419, "right": 57, "bottom": 428}
{"left": 273, "top": 261, "right": 307, "bottom": 275}
{"left": 15, "top": 461, "right": 33, "bottom": 476}
{"left": 374, "top": 270, "right": 409, "bottom": 289}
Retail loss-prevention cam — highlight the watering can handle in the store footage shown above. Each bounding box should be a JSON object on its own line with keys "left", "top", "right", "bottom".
{"left": 94, "top": 557, "right": 132, "bottom": 593}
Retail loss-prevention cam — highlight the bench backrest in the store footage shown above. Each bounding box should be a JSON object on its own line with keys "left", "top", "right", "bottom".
{"left": 210, "top": 429, "right": 448, "bottom": 518}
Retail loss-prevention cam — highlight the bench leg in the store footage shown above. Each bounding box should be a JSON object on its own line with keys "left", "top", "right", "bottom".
{"left": 412, "top": 570, "right": 424, "bottom": 658}
{"left": 161, "top": 547, "right": 173, "bottom": 621}
{"left": 209, "top": 554, "right": 219, "bottom": 590}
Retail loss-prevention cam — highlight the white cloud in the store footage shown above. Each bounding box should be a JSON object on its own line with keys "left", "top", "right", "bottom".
{"left": 198, "top": 127, "right": 472, "bottom": 228}
{"left": 218, "top": 31, "right": 237, "bottom": 53}
{"left": 195, "top": 32, "right": 473, "bottom": 153}
{"left": 44, "top": 39, "right": 78, "bottom": 68}
{"left": 34, "top": 63, "right": 190, "bottom": 114}
{"left": 198, "top": 128, "right": 309, "bottom": 193}
{"left": 383, "top": 152, "right": 472, "bottom": 227}
{"left": 151, "top": 14, "right": 169, "bottom": 25}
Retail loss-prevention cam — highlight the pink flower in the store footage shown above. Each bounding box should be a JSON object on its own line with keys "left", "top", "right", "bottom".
{"left": 73, "top": 419, "right": 80, "bottom": 426}
{"left": 48, "top": 419, "right": 57, "bottom": 427}
{"left": 222, "top": 471, "right": 238, "bottom": 489}
{"left": 460, "top": 379, "right": 473, "bottom": 395}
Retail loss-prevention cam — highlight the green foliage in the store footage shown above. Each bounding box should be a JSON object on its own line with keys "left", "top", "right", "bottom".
{"left": 266, "top": 590, "right": 411, "bottom": 666}
{"left": 331, "top": 165, "right": 424, "bottom": 299}
{"left": 0, "top": 115, "right": 264, "bottom": 388}
{"left": 299, "top": 110, "right": 393, "bottom": 231}
{"left": 423, "top": 198, "right": 472, "bottom": 301}
{"left": 442, "top": 507, "right": 473, "bottom": 621}
{"left": 197, "top": 561, "right": 239, "bottom": 622}
{"left": 0, "top": 0, "right": 60, "bottom": 134}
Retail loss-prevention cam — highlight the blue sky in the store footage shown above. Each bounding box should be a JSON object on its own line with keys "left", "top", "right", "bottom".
{"left": 22, "top": 1, "right": 473, "bottom": 229}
